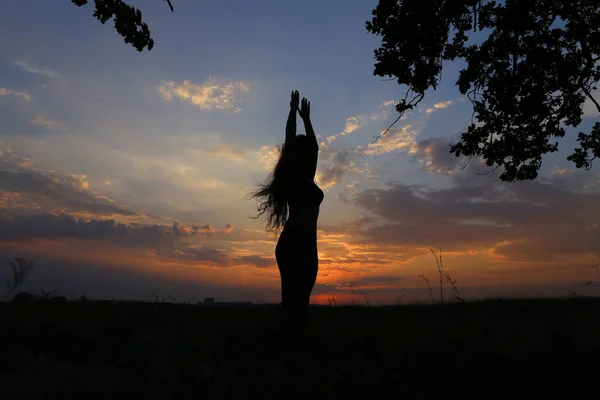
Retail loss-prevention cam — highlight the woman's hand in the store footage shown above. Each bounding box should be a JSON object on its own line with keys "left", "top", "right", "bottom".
{"left": 298, "top": 97, "right": 310, "bottom": 120}
{"left": 290, "top": 90, "right": 300, "bottom": 111}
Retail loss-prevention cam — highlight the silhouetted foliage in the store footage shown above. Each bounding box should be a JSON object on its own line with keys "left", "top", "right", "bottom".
{"left": 367, "top": 0, "right": 600, "bottom": 181}
{"left": 70, "top": 0, "right": 174, "bottom": 52}
{"left": 11, "top": 291, "right": 34, "bottom": 304}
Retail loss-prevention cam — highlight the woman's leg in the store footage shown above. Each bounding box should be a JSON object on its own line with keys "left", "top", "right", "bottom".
{"left": 278, "top": 267, "right": 309, "bottom": 349}
{"left": 276, "top": 233, "right": 318, "bottom": 348}
{"left": 299, "top": 255, "right": 318, "bottom": 338}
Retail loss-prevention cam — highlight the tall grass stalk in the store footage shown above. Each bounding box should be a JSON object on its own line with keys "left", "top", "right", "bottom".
{"left": 420, "top": 247, "right": 464, "bottom": 304}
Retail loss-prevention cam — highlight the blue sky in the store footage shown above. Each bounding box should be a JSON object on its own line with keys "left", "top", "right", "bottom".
{"left": 0, "top": 0, "right": 599, "bottom": 303}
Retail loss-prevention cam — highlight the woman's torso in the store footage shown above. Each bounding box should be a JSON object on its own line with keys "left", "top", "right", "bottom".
{"left": 284, "top": 179, "right": 324, "bottom": 235}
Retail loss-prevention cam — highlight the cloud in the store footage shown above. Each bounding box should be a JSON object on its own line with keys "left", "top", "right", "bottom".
{"left": 323, "top": 115, "right": 368, "bottom": 144}
{"left": 0, "top": 213, "right": 174, "bottom": 244}
{"left": 173, "top": 245, "right": 230, "bottom": 264}
{"left": 171, "top": 245, "right": 277, "bottom": 269}
{"left": 0, "top": 212, "right": 227, "bottom": 269}
{"left": 0, "top": 215, "right": 268, "bottom": 271}
{"left": 13, "top": 59, "right": 65, "bottom": 80}
{"left": 30, "top": 115, "right": 66, "bottom": 131}
{"left": 350, "top": 162, "right": 600, "bottom": 261}
{"left": 0, "top": 87, "right": 31, "bottom": 101}
{"left": 323, "top": 100, "right": 399, "bottom": 146}
{"left": 361, "top": 125, "right": 465, "bottom": 175}
{"left": 158, "top": 78, "right": 249, "bottom": 113}
{"left": 364, "top": 124, "right": 420, "bottom": 155}
{"left": 257, "top": 145, "right": 281, "bottom": 171}
{"left": 201, "top": 143, "right": 281, "bottom": 173}
{"left": 424, "top": 100, "right": 454, "bottom": 114}
{"left": 0, "top": 146, "right": 136, "bottom": 218}
{"left": 235, "top": 255, "right": 275, "bottom": 268}
{"left": 380, "top": 100, "right": 396, "bottom": 108}
{"left": 409, "top": 137, "right": 464, "bottom": 174}
{"left": 204, "top": 145, "right": 248, "bottom": 161}
{"left": 196, "top": 224, "right": 217, "bottom": 235}
{"left": 172, "top": 221, "right": 216, "bottom": 237}
{"left": 317, "top": 149, "right": 365, "bottom": 190}
{"left": 224, "top": 223, "right": 234, "bottom": 234}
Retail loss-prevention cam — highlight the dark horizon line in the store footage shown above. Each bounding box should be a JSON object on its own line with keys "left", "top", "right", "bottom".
{"left": 4, "top": 292, "right": 600, "bottom": 307}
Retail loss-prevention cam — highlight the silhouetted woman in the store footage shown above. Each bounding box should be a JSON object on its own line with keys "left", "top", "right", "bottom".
{"left": 250, "top": 90, "right": 324, "bottom": 347}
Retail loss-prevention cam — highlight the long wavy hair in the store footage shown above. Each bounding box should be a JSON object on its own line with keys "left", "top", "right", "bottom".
{"left": 250, "top": 135, "right": 308, "bottom": 234}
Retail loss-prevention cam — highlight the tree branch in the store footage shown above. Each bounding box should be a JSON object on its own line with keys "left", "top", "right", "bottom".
{"left": 165, "top": 0, "right": 174, "bottom": 12}
{"left": 563, "top": 2, "right": 599, "bottom": 113}
{"left": 477, "top": 164, "right": 500, "bottom": 177}
{"left": 582, "top": 86, "right": 600, "bottom": 113}
{"left": 374, "top": 113, "right": 403, "bottom": 143}
{"left": 372, "top": 92, "right": 424, "bottom": 143}
{"left": 458, "top": 154, "right": 473, "bottom": 171}
{"left": 585, "top": 156, "right": 597, "bottom": 171}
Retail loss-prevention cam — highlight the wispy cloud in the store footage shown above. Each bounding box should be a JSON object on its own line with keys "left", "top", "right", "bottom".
{"left": 0, "top": 145, "right": 138, "bottom": 218}
{"left": 323, "top": 115, "right": 368, "bottom": 145}
{"left": 257, "top": 145, "right": 280, "bottom": 171}
{"left": 424, "top": 100, "right": 454, "bottom": 114}
{"left": 158, "top": 78, "right": 250, "bottom": 113}
{"left": 14, "top": 59, "right": 65, "bottom": 80}
{"left": 323, "top": 101, "right": 399, "bottom": 146}
{"left": 204, "top": 145, "right": 248, "bottom": 161}
{"left": 316, "top": 149, "right": 367, "bottom": 190}
{"left": 0, "top": 87, "right": 31, "bottom": 101}
{"left": 30, "top": 115, "right": 66, "bottom": 131}
{"left": 364, "top": 124, "right": 420, "bottom": 155}
{"left": 380, "top": 100, "right": 396, "bottom": 108}
{"left": 409, "top": 137, "right": 463, "bottom": 174}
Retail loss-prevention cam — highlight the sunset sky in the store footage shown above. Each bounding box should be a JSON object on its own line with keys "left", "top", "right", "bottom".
{"left": 1, "top": 0, "right": 599, "bottom": 304}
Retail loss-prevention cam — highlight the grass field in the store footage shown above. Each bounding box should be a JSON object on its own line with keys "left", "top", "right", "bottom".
{"left": 1, "top": 296, "right": 600, "bottom": 399}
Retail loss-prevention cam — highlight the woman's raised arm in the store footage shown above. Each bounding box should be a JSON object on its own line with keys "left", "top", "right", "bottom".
{"left": 299, "top": 97, "right": 319, "bottom": 180}
{"left": 299, "top": 97, "right": 317, "bottom": 150}
{"left": 285, "top": 90, "right": 300, "bottom": 148}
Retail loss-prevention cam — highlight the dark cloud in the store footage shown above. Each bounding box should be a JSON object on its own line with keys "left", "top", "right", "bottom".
{"left": 171, "top": 250, "right": 276, "bottom": 269}
{"left": 173, "top": 246, "right": 229, "bottom": 264}
{"left": 319, "top": 257, "right": 392, "bottom": 265}
{"left": 0, "top": 148, "right": 136, "bottom": 217}
{"left": 170, "top": 222, "right": 216, "bottom": 237}
{"left": 410, "top": 137, "right": 464, "bottom": 174}
{"left": 0, "top": 210, "right": 279, "bottom": 271}
{"left": 0, "top": 212, "right": 214, "bottom": 246}
{"left": 337, "top": 193, "right": 350, "bottom": 203}
{"left": 235, "top": 255, "right": 276, "bottom": 268}
{"left": 350, "top": 160, "right": 600, "bottom": 261}
{"left": 319, "top": 149, "right": 357, "bottom": 188}
{"left": 196, "top": 224, "right": 216, "bottom": 235}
